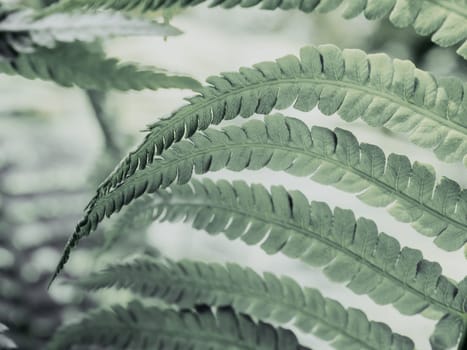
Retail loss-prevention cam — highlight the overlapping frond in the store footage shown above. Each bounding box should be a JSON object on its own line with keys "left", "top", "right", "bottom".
{"left": 79, "top": 257, "right": 415, "bottom": 350}
{"left": 0, "top": 43, "right": 201, "bottom": 91}
{"left": 93, "top": 44, "right": 467, "bottom": 209}
{"left": 47, "top": 301, "right": 309, "bottom": 350}
{"left": 51, "top": 114, "right": 466, "bottom": 283}
{"left": 100, "top": 178, "right": 466, "bottom": 318}
{"left": 0, "top": 8, "right": 180, "bottom": 59}
{"left": 46, "top": 0, "right": 467, "bottom": 58}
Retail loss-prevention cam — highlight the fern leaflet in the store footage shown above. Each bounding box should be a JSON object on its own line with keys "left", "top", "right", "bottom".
{"left": 51, "top": 114, "right": 467, "bottom": 284}
{"left": 94, "top": 44, "right": 467, "bottom": 207}
{"left": 0, "top": 43, "right": 201, "bottom": 91}
{"left": 79, "top": 257, "right": 415, "bottom": 350}
{"left": 56, "top": 175, "right": 467, "bottom": 325}
{"left": 47, "top": 302, "right": 309, "bottom": 350}
{"left": 45, "top": 0, "right": 467, "bottom": 59}
{"left": 108, "top": 179, "right": 466, "bottom": 318}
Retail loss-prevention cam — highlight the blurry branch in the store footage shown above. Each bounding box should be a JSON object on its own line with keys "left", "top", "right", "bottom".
{"left": 0, "top": 187, "right": 87, "bottom": 199}
{"left": 86, "top": 90, "right": 121, "bottom": 158}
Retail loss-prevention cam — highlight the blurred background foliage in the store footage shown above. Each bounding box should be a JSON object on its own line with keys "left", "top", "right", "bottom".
{"left": 0, "top": 0, "right": 465, "bottom": 349}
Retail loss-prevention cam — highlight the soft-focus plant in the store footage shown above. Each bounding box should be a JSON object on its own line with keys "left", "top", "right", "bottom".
{"left": 1, "top": 0, "right": 466, "bottom": 349}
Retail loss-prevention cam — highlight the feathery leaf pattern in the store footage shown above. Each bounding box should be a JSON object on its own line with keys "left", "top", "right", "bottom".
{"left": 47, "top": 302, "right": 309, "bottom": 350}
{"left": 0, "top": 43, "right": 201, "bottom": 91}
{"left": 94, "top": 44, "right": 467, "bottom": 208}
{"left": 45, "top": 0, "right": 467, "bottom": 59}
{"left": 51, "top": 114, "right": 466, "bottom": 284}
{"left": 79, "top": 257, "right": 416, "bottom": 350}
{"left": 83, "top": 178, "right": 466, "bottom": 318}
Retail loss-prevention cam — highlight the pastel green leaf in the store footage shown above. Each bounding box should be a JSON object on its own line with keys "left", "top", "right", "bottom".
{"left": 92, "top": 44, "right": 466, "bottom": 204}
{"left": 53, "top": 114, "right": 466, "bottom": 283}
{"left": 45, "top": 0, "right": 467, "bottom": 59}
{"left": 0, "top": 43, "right": 201, "bottom": 91}
{"left": 73, "top": 177, "right": 465, "bottom": 320}
{"left": 79, "top": 257, "right": 415, "bottom": 350}
{"left": 47, "top": 302, "right": 308, "bottom": 350}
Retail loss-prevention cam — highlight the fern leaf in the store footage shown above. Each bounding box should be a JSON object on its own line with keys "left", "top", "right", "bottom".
{"left": 0, "top": 8, "right": 180, "bottom": 59}
{"left": 98, "top": 178, "right": 466, "bottom": 319}
{"left": 56, "top": 173, "right": 467, "bottom": 323}
{"left": 79, "top": 257, "right": 415, "bottom": 350}
{"left": 52, "top": 114, "right": 467, "bottom": 284}
{"left": 0, "top": 43, "right": 201, "bottom": 90}
{"left": 94, "top": 44, "right": 467, "bottom": 205}
{"left": 46, "top": 0, "right": 467, "bottom": 59}
{"left": 47, "top": 301, "right": 309, "bottom": 350}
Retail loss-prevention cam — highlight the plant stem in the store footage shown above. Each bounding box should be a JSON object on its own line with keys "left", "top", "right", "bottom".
{"left": 86, "top": 90, "right": 120, "bottom": 158}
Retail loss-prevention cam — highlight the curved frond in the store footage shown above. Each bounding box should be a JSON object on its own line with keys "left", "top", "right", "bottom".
{"left": 46, "top": 0, "right": 467, "bottom": 59}
{"left": 0, "top": 43, "right": 201, "bottom": 91}
{"left": 47, "top": 301, "right": 309, "bottom": 350}
{"left": 0, "top": 8, "right": 180, "bottom": 59}
{"left": 80, "top": 257, "right": 415, "bottom": 350}
{"left": 52, "top": 114, "right": 467, "bottom": 282}
{"left": 94, "top": 44, "right": 467, "bottom": 204}
{"left": 98, "top": 178, "right": 465, "bottom": 319}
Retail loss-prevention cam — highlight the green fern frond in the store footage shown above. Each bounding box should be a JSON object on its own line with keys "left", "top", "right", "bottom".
{"left": 104, "top": 178, "right": 466, "bottom": 318}
{"left": 46, "top": 0, "right": 467, "bottom": 59}
{"left": 79, "top": 257, "right": 415, "bottom": 350}
{"left": 0, "top": 8, "right": 180, "bottom": 59}
{"left": 52, "top": 114, "right": 466, "bottom": 284}
{"left": 47, "top": 301, "right": 309, "bottom": 350}
{"left": 0, "top": 43, "right": 201, "bottom": 90}
{"left": 94, "top": 44, "right": 467, "bottom": 205}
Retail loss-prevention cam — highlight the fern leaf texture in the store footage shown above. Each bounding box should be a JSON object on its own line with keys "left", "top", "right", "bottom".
{"left": 55, "top": 113, "right": 466, "bottom": 284}
{"left": 80, "top": 257, "right": 416, "bottom": 350}
{"left": 47, "top": 302, "right": 309, "bottom": 350}
{"left": 47, "top": 0, "right": 467, "bottom": 58}
{"left": 0, "top": 43, "right": 201, "bottom": 91}
{"left": 96, "top": 44, "right": 467, "bottom": 204}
